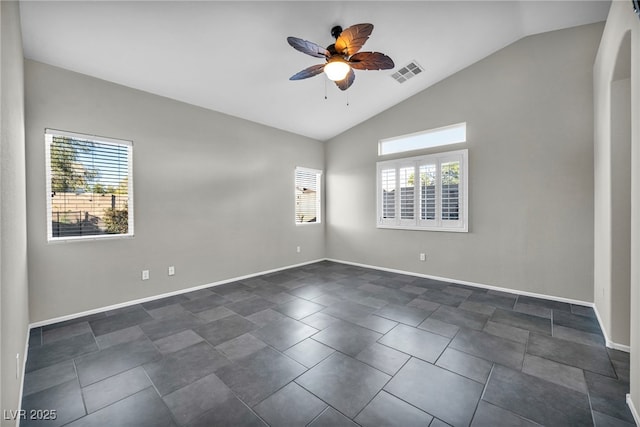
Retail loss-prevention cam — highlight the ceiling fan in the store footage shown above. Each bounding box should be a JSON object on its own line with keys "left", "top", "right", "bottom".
{"left": 287, "top": 23, "right": 394, "bottom": 91}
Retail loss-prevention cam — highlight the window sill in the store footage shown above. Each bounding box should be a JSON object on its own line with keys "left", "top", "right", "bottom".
{"left": 47, "top": 234, "right": 135, "bottom": 244}
{"left": 376, "top": 224, "right": 467, "bottom": 233}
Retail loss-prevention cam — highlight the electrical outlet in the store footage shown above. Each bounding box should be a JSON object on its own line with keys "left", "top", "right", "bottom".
{"left": 142, "top": 270, "right": 150, "bottom": 280}
{"left": 168, "top": 266, "right": 175, "bottom": 276}
{"left": 296, "top": 246, "right": 301, "bottom": 253}
{"left": 419, "top": 253, "right": 426, "bottom": 261}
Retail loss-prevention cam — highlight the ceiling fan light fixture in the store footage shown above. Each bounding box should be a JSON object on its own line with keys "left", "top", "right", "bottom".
{"left": 324, "top": 59, "right": 351, "bottom": 81}
{"left": 287, "top": 23, "right": 393, "bottom": 90}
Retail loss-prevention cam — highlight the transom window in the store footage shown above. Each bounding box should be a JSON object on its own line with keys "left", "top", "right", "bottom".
{"left": 295, "top": 167, "right": 322, "bottom": 224}
{"left": 376, "top": 149, "right": 468, "bottom": 232}
{"left": 45, "top": 129, "right": 134, "bottom": 242}
{"left": 379, "top": 122, "right": 466, "bottom": 155}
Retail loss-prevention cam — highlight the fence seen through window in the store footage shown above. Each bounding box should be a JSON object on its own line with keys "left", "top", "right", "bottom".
{"left": 377, "top": 149, "right": 467, "bottom": 232}
{"left": 46, "top": 129, "right": 133, "bottom": 241}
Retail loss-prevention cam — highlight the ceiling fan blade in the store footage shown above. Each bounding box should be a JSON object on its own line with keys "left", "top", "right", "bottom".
{"left": 289, "top": 64, "right": 326, "bottom": 80}
{"left": 287, "top": 37, "right": 329, "bottom": 58}
{"left": 335, "top": 23, "right": 374, "bottom": 56}
{"left": 349, "top": 52, "right": 395, "bottom": 70}
{"left": 335, "top": 68, "right": 355, "bottom": 91}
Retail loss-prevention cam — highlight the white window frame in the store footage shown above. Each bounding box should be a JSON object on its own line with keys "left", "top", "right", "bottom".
{"left": 295, "top": 166, "right": 322, "bottom": 225}
{"left": 45, "top": 129, "right": 134, "bottom": 242}
{"left": 376, "top": 149, "right": 468, "bottom": 232}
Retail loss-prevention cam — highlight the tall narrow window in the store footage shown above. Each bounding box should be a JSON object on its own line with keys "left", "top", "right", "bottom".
{"left": 295, "top": 167, "right": 322, "bottom": 224}
{"left": 376, "top": 149, "right": 468, "bottom": 232}
{"left": 45, "top": 129, "right": 134, "bottom": 242}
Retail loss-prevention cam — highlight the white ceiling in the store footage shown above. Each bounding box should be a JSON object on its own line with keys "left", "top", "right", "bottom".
{"left": 19, "top": 1, "right": 610, "bottom": 141}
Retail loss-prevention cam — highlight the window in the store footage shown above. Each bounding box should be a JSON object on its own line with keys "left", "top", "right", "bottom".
{"left": 295, "top": 167, "right": 322, "bottom": 224}
{"left": 379, "top": 122, "right": 466, "bottom": 155}
{"left": 45, "top": 129, "right": 134, "bottom": 242}
{"left": 377, "top": 149, "right": 468, "bottom": 232}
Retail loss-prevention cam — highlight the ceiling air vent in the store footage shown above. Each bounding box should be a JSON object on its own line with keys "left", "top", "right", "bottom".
{"left": 391, "top": 61, "right": 423, "bottom": 83}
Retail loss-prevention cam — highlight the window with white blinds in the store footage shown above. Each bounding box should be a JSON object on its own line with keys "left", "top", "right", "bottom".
{"left": 45, "top": 129, "right": 134, "bottom": 242}
{"left": 295, "top": 167, "right": 322, "bottom": 224}
{"left": 376, "top": 149, "right": 468, "bottom": 232}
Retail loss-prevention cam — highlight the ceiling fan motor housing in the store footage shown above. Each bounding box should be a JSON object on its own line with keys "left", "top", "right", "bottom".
{"left": 331, "top": 26, "right": 343, "bottom": 39}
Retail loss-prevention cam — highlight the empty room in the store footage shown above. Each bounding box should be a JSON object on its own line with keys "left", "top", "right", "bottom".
{"left": 1, "top": 0, "right": 639, "bottom": 426}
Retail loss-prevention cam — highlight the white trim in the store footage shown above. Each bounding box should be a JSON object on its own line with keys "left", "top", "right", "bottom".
{"left": 27, "top": 256, "right": 632, "bottom": 351}
{"left": 328, "top": 258, "right": 637, "bottom": 352}
{"left": 15, "top": 328, "right": 30, "bottom": 427}
{"left": 376, "top": 149, "right": 468, "bottom": 232}
{"left": 295, "top": 166, "right": 322, "bottom": 225}
{"left": 28, "top": 258, "right": 324, "bottom": 328}
{"left": 608, "top": 342, "right": 632, "bottom": 353}
{"left": 44, "top": 128, "right": 132, "bottom": 147}
{"left": 627, "top": 394, "right": 640, "bottom": 426}
{"left": 377, "top": 224, "right": 468, "bottom": 233}
{"left": 326, "top": 258, "right": 593, "bottom": 306}
{"left": 45, "top": 129, "right": 134, "bottom": 243}
{"left": 378, "top": 122, "right": 467, "bottom": 155}
{"left": 29, "top": 256, "right": 634, "bottom": 353}
{"left": 592, "top": 304, "right": 632, "bottom": 352}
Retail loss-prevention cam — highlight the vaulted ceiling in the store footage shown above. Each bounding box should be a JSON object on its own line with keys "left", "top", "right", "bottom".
{"left": 19, "top": 1, "right": 610, "bottom": 141}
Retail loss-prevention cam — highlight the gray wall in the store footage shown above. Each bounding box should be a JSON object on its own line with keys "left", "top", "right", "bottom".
{"left": 593, "top": 0, "right": 640, "bottom": 417}
{"left": 610, "top": 77, "right": 631, "bottom": 346}
{"left": 325, "top": 23, "right": 603, "bottom": 302}
{"left": 1, "top": 0, "right": 30, "bottom": 422}
{"left": 25, "top": 61, "right": 324, "bottom": 323}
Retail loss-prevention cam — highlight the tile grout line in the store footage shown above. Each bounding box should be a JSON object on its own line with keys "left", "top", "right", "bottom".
{"left": 22, "top": 261, "right": 624, "bottom": 426}
{"left": 72, "top": 359, "right": 89, "bottom": 421}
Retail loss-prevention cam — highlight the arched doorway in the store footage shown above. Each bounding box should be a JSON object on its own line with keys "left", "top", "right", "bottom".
{"left": 610, "top": 31, "right": 631, "bottom": 347}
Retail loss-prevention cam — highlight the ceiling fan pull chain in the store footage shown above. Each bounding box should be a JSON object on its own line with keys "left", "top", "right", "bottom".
{"left": 324, "top": 78, "right": 328, "bottom": 100}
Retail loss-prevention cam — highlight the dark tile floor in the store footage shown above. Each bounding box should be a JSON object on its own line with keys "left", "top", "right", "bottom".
{"left": 22, "top": 261, "right": 635, "bottom": 426}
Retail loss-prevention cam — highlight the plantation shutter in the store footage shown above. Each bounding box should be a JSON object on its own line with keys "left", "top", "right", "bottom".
{"left": 377, "top": 149, "right": 467, "bottom": 232}
{"left": 418, "top": 163, "right": 437, "bottom": 227}
{"left": 440, "top": 153, "right": 463, "bottom": 228}
{"left": 399, "top": 165, "right": 416, "bottom": 225}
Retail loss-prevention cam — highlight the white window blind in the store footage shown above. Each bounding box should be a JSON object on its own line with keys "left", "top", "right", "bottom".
{"left": 376, "top": 149, "right": 468, "bottom": 232}
{"left": 295, "top": 167, "right": 322, "bottom": 224}
{"left": 45, "top": 129, "right": 134, "bottom": 242}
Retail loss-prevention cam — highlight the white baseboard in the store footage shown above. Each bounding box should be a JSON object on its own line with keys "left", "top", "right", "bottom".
{"left": 329, "top": 258, "right": 636, "bottom": 353}
{"left": 30, "top": 257, "right": 633, "bottom": 355}
{"left": 607, "top": 341, "right": 632, "bottom": 353}
{"left": 327, "top": 258, "right": 594, "bottom": 306}
{"left": 29, "top": 258, "right": 325, "bottom": 329}
{"left": 20, "top": 256, "right": 636, "bottom": 427}
{"left": 592, "top": 305, "right": 632, "bottom": 353}
{"left": 627, "top": 394, "right": 640, "bottom": 426}
{"left": 15, "top": 327, "right": 30, "bottom": 427}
